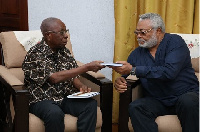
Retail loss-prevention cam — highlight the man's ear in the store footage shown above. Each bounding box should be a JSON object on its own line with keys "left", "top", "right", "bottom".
{"left": 156, "top": 27, "right": 163, "bottom": 35}
{"left": 157, "top": 27, "right": 162, "bottom": 33}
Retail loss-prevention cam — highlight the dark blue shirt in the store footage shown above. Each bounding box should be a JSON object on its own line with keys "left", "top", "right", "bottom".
{"left": 126, "top": 33, "right": 199, "bottom": 106}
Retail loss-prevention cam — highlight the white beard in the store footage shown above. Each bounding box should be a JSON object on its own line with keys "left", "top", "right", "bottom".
{"left": 138, "top": 32, "right": 158, "bottom": 48}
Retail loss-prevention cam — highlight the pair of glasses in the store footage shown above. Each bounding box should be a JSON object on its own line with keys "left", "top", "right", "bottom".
{"left": 134, "top": 28, "right": 153, "bottom": 36}
{"left": 47, "top": 29, "right": 69, "bottom": 36}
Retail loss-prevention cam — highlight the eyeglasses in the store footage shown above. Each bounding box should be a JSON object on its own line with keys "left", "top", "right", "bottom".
{"left": 47, "top": 29, "right": 69, "bottom": 36}
{"left": 134, "top": 28, "right": 153, "bottom": 36}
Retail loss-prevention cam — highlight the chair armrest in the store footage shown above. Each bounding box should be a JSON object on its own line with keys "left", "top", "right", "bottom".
{"left": 0, "top": 65, "right": 23, "bottom": 89}
{"left": 80, "top": 72, "right": 113, "bottom": 132}
{"left": 0, "top": 66, "right": 29, "bottom": 132}
{"left": 118, "top": 77, "right": 140, "bottom": 132}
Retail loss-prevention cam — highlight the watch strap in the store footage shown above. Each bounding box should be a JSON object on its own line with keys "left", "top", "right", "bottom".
{"left": 130, "top": 67, "right": 136, "bottom": 75}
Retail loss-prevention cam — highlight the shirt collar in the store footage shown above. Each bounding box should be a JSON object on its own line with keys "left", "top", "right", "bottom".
{"left": 38, "top": 38, "right": 69, "bottom": 57}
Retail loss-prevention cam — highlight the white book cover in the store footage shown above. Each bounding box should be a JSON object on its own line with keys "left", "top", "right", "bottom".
{"left": 67, "top": 92, "right": 100, "bottom": 98}
{"left": 100, "top": 63, "right": 123, "bottom": 67}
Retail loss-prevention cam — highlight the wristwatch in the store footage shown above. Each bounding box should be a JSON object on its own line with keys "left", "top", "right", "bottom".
{"left": 130, "top": 67, "right": 136, "bottom": 75}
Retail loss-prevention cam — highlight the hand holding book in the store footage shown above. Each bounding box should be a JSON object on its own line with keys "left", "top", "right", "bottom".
{"left": 100, "top": 62, "right": 123, "bottom": 67}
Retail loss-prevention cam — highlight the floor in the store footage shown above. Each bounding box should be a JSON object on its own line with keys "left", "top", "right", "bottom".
{"left": 112, "top": 123, "right": 118, "bottom": 132}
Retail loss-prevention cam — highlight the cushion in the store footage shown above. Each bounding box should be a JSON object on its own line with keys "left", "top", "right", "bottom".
{"left": 0, "top": 31, "right": 73, "bottom": 68}
{"left": 155, "top": 115, "right": 182, "bottom": 132}
{"left": 13, "top": 30, "right": 43, "bottom": 52}
{"left": 176, "top": 33, "right": 199, "bottom": 59}
{"left": 128, "top": 115, "right": 182, "bottom": 132}
{"left": 191, "top": 57, "right": 199, "bottom": 72}
{"left": 195, "top": 72, "right": 199, "bottom": 80}
{"left": 29, "top": 107, "right": 102, "bottom": 132}
{"left": 0, "top": 32, "right": 27, "bottom": 68}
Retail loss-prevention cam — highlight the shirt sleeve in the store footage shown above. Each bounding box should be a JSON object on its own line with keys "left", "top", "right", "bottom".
{"left": 65, "top": 48, "right": 80, "bottom": 79}
{"left": 129, "top": 35, "right": 191, "bottom": 80}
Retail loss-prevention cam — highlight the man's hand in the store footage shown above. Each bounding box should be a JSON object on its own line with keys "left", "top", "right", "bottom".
{"left": 85, "top": 61, "right": 105, "bottom": 72}
{"left": 114, "top": 77, "right": 127, "bottom": 93}
{"left": 80, "top": 86, "right": 91, "bottom": 93}
{"left": 110, "top": 61, "right": 132, "bottom": 75}
{"left": 73, "top": 78, "right": 91, "bottom": 93}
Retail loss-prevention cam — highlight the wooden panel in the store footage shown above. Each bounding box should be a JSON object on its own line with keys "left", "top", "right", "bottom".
{"left": 0, "top": 0, "right": 28, "bottom": 31}
{"left": 0, "top": 0, "right": 28, "bottom": 131}
{"left": 2, "top": 0, "right": 18, "bottom": 15}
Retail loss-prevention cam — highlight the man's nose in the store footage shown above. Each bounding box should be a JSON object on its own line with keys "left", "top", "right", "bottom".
{"left": 136, "top": 33, "right": 142, "bottom": 38}
{"left": 63, "top": 32, "right": 68, "bottom": 38}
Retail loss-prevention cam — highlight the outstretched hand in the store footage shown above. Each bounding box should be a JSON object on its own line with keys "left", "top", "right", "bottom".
{"left": 86, "top": 61, "right": 105, "bottom": 72}
{"left": 109, "top": 61, "right": 132, "bottom": 75}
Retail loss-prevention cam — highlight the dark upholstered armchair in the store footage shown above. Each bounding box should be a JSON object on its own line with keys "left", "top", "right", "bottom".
{"left": 0, "top": 31, "right": 113, "bottom": 132}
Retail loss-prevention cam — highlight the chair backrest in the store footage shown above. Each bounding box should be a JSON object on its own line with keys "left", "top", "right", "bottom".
{"left": 0, "top": 30, "right": 74, "bottom": 69}
{"left": 175, "top": 33, "right": 199, "bottom": 79}
{"left": 175, "top": 33, "right": 199, "bottom": 59}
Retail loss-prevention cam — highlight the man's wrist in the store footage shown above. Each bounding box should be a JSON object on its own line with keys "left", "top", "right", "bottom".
{"left": 130, "top": 67, "right": 136, "bottom": 75}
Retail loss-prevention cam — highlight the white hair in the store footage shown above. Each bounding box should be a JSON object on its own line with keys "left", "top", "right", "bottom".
{"left": 139, "top": 13, "right": 165, "bottom": 32}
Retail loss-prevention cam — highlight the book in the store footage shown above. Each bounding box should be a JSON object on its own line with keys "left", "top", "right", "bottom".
{"left": 100, "top": 63, "right": 123, "bottom": 67}
{"left": 67, "top": 92, "right": 100, "bottom": 98}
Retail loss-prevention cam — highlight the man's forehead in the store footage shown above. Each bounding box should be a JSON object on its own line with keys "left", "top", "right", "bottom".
{"left": 136, "top": 19, "right": 151, "bottom": 30}
{"left": 50, "top": 21, "right": 66, "bottom": 30}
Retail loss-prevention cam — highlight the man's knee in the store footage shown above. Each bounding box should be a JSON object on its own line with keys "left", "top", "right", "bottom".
{"left": 45, "top": 107, "right": 65, "bottom": 121}
{"left": 88, "top": 99, "right": 97, "bottom": 109}
{"left": 42, "top": 106, "right": 65, "bottom": 132}
{"left": 128, "top": 100, "right": 142, "bottom": 115}
{"left": 177, "top": 92, "right": 199, "bottom": 110}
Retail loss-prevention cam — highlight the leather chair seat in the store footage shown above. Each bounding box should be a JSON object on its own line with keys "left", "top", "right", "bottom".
{"left": 29, "top": 107, "right": 102, "bottom": 132}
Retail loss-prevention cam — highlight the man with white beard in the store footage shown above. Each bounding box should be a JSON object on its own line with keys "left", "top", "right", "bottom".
{"left": 110, "top": 13, "right": 199, "bottom": 132}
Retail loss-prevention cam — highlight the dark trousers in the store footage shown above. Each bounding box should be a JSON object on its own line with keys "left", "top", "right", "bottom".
{"left": 129, "top": 92, "right": 199, "bottom": 132}
{"left": 30, "top": 98, "right": 97, "bottom": 132}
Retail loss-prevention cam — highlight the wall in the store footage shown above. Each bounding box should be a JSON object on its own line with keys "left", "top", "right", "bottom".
{"left": 28, "top": 0, "right": 115, "bottom": 80}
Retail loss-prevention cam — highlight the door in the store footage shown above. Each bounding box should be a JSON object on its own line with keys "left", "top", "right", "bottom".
{"left": 0, "top": 0, "right": 28, "bottom": 131}
{"left": 0, "top": 0, "right": 28, "bottom": 64}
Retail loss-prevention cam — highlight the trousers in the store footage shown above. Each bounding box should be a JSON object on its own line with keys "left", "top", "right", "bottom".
{"left": 129, "top": 92, "right": 199, "bottom": 132}
{"left": 30, "top": 98, "right": 97, "bottom": 132}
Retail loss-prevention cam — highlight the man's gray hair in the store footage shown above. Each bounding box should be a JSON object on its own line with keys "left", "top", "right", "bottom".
{"left": 40, "top": 17, "right": 61, "bottom": 35}
{"left": 139, "top": 13, "right": 165, "bottom": 32}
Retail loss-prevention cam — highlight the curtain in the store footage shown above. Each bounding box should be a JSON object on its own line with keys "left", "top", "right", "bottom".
{"left": 113, "top": 0, "right": 199, "bottom": 123}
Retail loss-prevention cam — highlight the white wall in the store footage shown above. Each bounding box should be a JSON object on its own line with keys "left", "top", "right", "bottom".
{"left": 28, "top": 0, "right": 115, "bottom": 80}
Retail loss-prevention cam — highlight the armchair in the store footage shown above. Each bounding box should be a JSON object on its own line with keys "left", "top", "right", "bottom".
{"left": 0, "top": 30, "right": 113, "bottom": 132}
{"left": 118, "top": 33, "right": 199, "bottom": 132}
